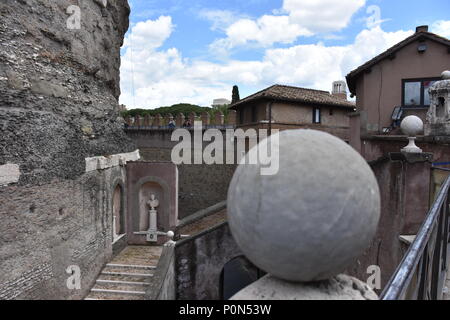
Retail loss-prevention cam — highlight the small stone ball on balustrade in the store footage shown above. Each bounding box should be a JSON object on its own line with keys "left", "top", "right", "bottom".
{"left": 442, "top": 70, "right": 450, "bottom": 80}
{"left": 400, "top": 116, "right": 423, "bottom": 137}
{"left": 227, "top": 130, "right": 381, "bottom": 282}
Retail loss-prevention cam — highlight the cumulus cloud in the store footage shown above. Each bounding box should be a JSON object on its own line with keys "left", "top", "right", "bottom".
{"left": 431, "top": 20, "right": 450, "bottom": 38}
{"left": 210, "top": 15, "right": 312, "bottom": 52}
{"left": 208, "top": 0, "right": 365, "bottom": 53}
{"left": 283, "top": 0, "right": 366, "bottom": 33}
{"left": 119, "top": 16, "right": 414, "bottom": 109}
{"left": 123, "top": 16, "right": 174, "bottom": 50}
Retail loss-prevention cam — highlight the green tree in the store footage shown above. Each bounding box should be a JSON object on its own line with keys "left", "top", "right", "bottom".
{"left": 231, "top": 85, "right": 240, "bottom": 104}
{"left": 121, "top": 103, "right": 212, "bottom": 118}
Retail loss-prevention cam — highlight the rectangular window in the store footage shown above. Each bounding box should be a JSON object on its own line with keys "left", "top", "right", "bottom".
{"left": 313, "top": 108, "right": 321, "bottom": 124}
{"left": 404, "top": 81, "right": 421, "bottom": 106}
{"left": 402, "top": 78, "right": 440, "bottom": 107}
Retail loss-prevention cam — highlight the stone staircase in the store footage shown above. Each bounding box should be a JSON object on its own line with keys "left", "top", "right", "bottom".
{"left": 84, "top": 245, "right": 162, "bottom": 300}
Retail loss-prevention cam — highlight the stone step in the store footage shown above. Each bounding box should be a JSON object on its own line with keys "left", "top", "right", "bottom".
{"left": 102, "top": 265, "right": 155, "bottom": 275}
{"left": 101, "top": 271, "right": 154, "bottom": 277}
{"left": 83, "top": 245, "right": 164, "bottom": 300}
{"left": 91, "top": 288, "right": 146, "bottom": 295}
{"left": 98, "top": 273, "right": 152, "bottom": 283}
{"left": 96, "top": 279, "right": 149, "bottom": 286}
{"left": 93, "top": 280, "right": 149, "bottom": 292}
{"left": 84, "top": 293, "right": 143, "bottom": 301}
{"left": 106, "top": 263, "right": 156, "bottom": 270}
{"left": 84, "top": 290, "right": 145, "bottom": 301}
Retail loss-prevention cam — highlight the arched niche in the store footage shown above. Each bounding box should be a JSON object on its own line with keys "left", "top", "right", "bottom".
{"left": 112, "top": 181, "right": 126, "bottom": 241}
{"left": 436, "top": 97, "right": 446, "bottom": 119}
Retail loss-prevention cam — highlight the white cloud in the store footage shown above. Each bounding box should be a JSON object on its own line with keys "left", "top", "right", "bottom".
{"left": 120, "top": 16, "right": 414, "bottom": 109}
{"left": 431, "top": 20, "right": 450, "bottom": 38}
{"left": 123, "top": 16, "right": 174, "bottom": 50}
{"left": 208, "top": 0, "right": 365, "bottom": 53}
{"left": 224, "top": 15, "right": 311, "bottom": 47}
{"left": 283, "top": 0, "right": 366, "bottom": 33}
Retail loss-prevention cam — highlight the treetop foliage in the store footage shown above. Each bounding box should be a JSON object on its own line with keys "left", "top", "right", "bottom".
{"left": 121, "top": 103, "right": 231, "bottom": 118}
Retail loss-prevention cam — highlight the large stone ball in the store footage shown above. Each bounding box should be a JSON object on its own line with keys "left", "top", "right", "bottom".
{"left": 227, "top": 130, "right": 380, "bottom": 282}
{"left": 400, "top": 116, "right": 423, "bottom": 137}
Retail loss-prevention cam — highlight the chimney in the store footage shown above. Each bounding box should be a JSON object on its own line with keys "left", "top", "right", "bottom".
{"left": 332, "top": 81, "right": 347, "bottom": 100}
{"left": 416, "top": 25, "right": 428, "bottom": 33}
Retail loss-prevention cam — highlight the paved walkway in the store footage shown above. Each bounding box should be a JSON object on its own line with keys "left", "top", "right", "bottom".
{"left": 84, "top": 246, "right": 162, "bottom": 300}
{"left": 177, "top": 209, "right": 227, "bottom": 237}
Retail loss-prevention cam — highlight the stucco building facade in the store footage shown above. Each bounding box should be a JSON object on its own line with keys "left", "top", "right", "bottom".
{"left": 346, "top": 26, "right": 450, "bottom": 154}
{"left": 229, "top": 84, "right": 355, "bottom": 141}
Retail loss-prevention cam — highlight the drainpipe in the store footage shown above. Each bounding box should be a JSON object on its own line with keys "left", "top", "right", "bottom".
{"left": 268, "top": 101, "right": 273, "bottom": 136}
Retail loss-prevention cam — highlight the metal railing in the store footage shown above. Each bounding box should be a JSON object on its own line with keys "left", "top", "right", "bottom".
{"left": 381, "top": 175, "right": 450, "bottom": 300}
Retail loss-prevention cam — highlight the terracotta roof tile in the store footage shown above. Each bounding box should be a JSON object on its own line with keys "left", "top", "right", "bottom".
{"left": 229, "top": 84, "right": 355, "bottom": 109}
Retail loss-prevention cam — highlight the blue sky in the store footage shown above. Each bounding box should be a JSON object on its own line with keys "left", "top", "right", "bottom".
{"left": 119, "top": 0, "right": 450, "bottom": 109}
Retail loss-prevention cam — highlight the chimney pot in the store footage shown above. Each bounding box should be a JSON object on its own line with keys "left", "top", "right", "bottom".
{"left": 416, "top": 25, "right": 428, "bottom": 33}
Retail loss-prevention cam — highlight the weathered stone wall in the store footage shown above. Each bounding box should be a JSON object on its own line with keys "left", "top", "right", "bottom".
{"left": 346, "top": 153, "right": 433, "bottom": 292}
{"left": 0, "top": 0, "right": 134, "bottom": 184}
{"left": 0, "top": 166, "right": 127, "bottom": 299}
{"left": 175, "top": 222, "right": 241, "bottom": 300}
{"left": 127, "top": 129, "right": 237, "bottom": 219}
{"left": 359, "top": 136, "right": 450, "bottom": 164}
{"left": 0, "top": 0, "right": 134, "bottom": 299}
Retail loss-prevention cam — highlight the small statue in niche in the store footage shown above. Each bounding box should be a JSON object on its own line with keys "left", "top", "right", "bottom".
{"left": 147, "top": 194, "right": 159, "bottom": 210}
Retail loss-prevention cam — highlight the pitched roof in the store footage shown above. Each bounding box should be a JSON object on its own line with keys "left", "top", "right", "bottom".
{"left": 229, "top": 84, "right": 355, "bottom": 110}
{"left": 346, "top": 30, "right": 450, "bottom": 94}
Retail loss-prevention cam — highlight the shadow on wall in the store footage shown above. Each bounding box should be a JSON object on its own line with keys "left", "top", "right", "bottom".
{"left": 220, "top": 256, "right": 265, "bottom": 300}
{"left": 175, "top": 222, "right": 242, "bottom": 300}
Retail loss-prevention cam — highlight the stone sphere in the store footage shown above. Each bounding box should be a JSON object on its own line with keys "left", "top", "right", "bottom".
{"left": 166, "top": 231, "right": 175, "bottom": 239}
{"left": 400, "top": 116, "right": 423, "bottom": 137}
{"left": 227, "top": 130, "right": 380, "bottom": 282}
{"left": 442, "top": 70, "right": 450, "bottom": 80}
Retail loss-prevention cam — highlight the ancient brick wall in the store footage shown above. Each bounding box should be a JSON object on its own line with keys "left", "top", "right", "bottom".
{"left": 0, "top": 166, "right": 128, "bottom": 299}
{"left": 0, "top": 0, "right": 134, "bottom": 184}
{"left": 0, "top": 0, "right": 134, "bottom": 299}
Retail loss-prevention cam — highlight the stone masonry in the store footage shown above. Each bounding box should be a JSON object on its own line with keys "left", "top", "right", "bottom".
{"left": 0, "top": 0, "right": 135, "bottom": 299}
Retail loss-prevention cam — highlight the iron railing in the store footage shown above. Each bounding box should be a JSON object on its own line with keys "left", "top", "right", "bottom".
{"left": 381, "top": 175, "right": 450, "bottom": 300}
